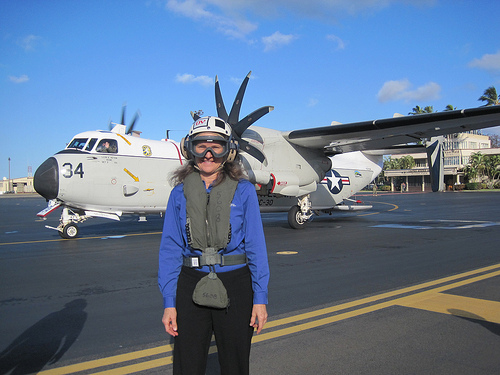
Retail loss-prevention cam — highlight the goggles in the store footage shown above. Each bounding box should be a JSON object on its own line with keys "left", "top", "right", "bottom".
{"left": 188, "top": 135, "right": 230, "bottom": 158}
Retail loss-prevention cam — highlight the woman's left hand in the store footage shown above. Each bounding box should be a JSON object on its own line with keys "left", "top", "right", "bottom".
{"left": 250, "top": 304, "right": 268, "bottom": 334}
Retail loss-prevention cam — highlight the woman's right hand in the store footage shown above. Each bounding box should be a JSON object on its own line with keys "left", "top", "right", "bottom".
{"left": 162, "top": 307, "right": 178, "bottom": 337}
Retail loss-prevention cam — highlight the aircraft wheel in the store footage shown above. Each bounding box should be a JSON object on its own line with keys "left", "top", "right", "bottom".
{"left": 288, "top": 205, "right": 307, "bottom": 229}
{"left": 60, "top": 223, "right": 79, "bottom": 239}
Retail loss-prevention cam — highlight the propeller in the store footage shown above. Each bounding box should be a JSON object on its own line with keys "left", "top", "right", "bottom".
{"left": 214, "top": 71, "right": 274, "bottom": 162}
{"left": 121, "top": 104, "right": 126, "bottom": 126}
{"left": 108, "top": 104, "right": 141, "bottom": 134}
{"left": 126, "top": 110, "right": 141, "bottom": 135}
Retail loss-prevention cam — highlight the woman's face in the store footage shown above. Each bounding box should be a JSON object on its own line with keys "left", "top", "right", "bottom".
{"left": 194, "top": 132, "right": 225, "bottom": 177}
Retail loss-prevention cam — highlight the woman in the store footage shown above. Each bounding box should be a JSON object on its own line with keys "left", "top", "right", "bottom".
{"left": 158, "top": 116, "right": 270, "bottom": 374}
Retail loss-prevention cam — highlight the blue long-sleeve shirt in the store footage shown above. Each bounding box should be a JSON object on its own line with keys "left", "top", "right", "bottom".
{"left": 158, "top": 179, "right": 269, "bottom": 308}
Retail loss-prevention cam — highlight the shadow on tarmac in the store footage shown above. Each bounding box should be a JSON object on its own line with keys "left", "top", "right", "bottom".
{"left": 448, "top": 309, "right": 500, "bottom": 337}
{"left": 0, "top": 299, "right": 87, "bottom": 375}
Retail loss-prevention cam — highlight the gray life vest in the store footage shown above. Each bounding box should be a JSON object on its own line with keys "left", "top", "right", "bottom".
{"left": 183, "top": 171, "right": 238, "bottom": 252}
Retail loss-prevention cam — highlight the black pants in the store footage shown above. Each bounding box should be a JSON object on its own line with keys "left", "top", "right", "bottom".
{"left": 173, "top": 266, "right": 254, "bottom": 375}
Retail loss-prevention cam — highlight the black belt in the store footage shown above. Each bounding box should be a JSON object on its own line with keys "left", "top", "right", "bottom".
{"left": 183, "top": 253, "right": 247, "bottom": 268}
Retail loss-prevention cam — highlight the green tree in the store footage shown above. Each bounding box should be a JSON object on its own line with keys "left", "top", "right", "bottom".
{"left": 478, "top": 86, "right": 499, "bottom": 106}
{"left": 409, "top": 105, "right": 435, "bottom": 115}
{"left": 464, "top": 152, "right": 485, "bottom": 181}
{"left": 464, "top": 152, "right": 500, "bottom": 188}
{"left": 383, "top": 155, "right": 415, "bottom": 170}
{"left": 398, "top": 155, "right": 416, "bottom": 169}
{"left": 444, "top": 104, "right": 456, "bottom": 111}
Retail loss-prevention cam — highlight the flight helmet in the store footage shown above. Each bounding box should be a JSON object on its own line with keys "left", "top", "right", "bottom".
{"left": 181, "top": 116, "right": 238, "bottom": 162}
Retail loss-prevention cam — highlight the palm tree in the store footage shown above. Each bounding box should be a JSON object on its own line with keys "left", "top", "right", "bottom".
{"left": 398, "top": 155, "right": 416, "bottom": 169}
{"left": 464, "top": 152, "right": 486, "bottom": 181}
{"left": 409, "top": 105, "right": 435, "bottom": 115}
{"left": 478, "top": 86, "right": 499, "bottom": 106}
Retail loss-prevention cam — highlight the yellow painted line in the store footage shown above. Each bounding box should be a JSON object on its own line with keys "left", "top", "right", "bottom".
{"left": 90, "top": 347, "right": 217, "bottom": 375}
{"left": 116, "top": 133, "right": 131, "bottom": 145}
{"left": 123, "top": 168, "right": 139, "bottom": 182}
{"left": 265, "top": 262, "right": 500, "bottom": 329}
{"left": 356, "top": 201, "right": 399, "bottom": 217}
{"left": 38, "top": 345, "right": 173, "bottom": 375}
{"left": 0, "top": 231, "right": 163, "bottom": 246}
{"left": 38, "top": 263, "right": 500, "bottom": 374}
{"left": 258, "top": 269, "right": 500, "bottom": 342}
{"left": 398, "top": 293, "right": 500, "bottom": 324}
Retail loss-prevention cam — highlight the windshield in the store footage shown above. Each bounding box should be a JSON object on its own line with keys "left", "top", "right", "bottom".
{"left": 85, "top": 138, "right": 97, "bottom": 151}
{"left": 67, "top": 138, "right": 88, "bottom": 150}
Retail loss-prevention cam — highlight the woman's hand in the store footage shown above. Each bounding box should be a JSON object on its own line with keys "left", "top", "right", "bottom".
{"left": 250, "top": 304, "right": 268, "bottom": 334}
{"left": 162, "top": 307, "right": 179, "bottom": 337}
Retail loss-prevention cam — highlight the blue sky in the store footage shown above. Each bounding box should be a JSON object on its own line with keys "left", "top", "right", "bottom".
{"left": 2, "top": 0, "right": 500, "bottom": 180}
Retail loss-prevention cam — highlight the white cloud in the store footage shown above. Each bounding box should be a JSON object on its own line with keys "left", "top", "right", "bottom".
{"left": 469, "top": 51, "right": 500, "bottom": 73}
{"left": 164, "top": 1, "right": 435, "bottom": 44}
{"left": 175, "top": 73, "right": 213, "bottom": 86}
{"left": 9, "top": 75, "right": 29, "bottom": 84}
{"left": 166, "top": 0, "right": 257, "bottom": 38}
{"left": 18, "top": 35, "right": 41, "bottom": 51}
{"left": 377, "top": 79, "right": 441, "bottom": 103}
{"left": 307, "top": 98, "right": 319, "bottom": 107}
{"left": 165, "top": 1, "right": 435, "bottom": 30}
{"left": 262, "top": 31, "right": 297, "bottom": 51}
{"left": 326, "top": 34, "right": 345, "bottom": 50}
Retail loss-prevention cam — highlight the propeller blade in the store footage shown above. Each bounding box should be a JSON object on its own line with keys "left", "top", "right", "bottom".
{"left": 121, "top": 104, "right": 126, "bottom": 125}
{"left": 227, "top": 71, "right": 251, "bottom": 125}
{"left": 126, "top": 110, "right": 141, "bottom": 134}
{"left": 233, "top": 106, "right": 274, "bottom": 137}
{"left": 191, "top": 111, "right": 201, "bottom": 121}
{"left": 215, "top": 75, "right": 229, "bottom": 121}
{"left": 235, "top": 137, "right": 266, "bottom": 163}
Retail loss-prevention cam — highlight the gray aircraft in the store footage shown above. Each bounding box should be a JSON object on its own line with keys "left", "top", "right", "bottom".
{"left": 34, "top": 72, "right": 500, "bottom": 238}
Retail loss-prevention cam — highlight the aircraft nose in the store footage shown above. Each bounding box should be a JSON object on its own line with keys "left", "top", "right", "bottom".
{"left": 34, "top": 157, "right": 59, "bottom": 200}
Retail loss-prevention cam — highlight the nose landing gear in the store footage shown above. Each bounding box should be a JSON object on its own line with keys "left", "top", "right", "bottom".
{"left": 61, "top": 222, "right": 79, "bottom": 239}
{"left": 41, "top": 205, "right": 85, "bottom": 239}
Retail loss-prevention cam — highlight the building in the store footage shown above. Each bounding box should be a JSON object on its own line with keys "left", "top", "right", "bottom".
{"left": 1, "top": 176, "right": 35, "bottom": 194}
{"left": 384, "top": 131, "right": 500, "bottom": 191}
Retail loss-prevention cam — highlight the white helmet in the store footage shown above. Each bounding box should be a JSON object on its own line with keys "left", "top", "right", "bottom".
{"left": 181, "top": 116, "right": 239, "bottom": 161}
{"left": 188, "top": 116, "right": 232, "bottom": 138}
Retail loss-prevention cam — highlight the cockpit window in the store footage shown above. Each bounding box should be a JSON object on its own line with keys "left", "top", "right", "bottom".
{"left": 85, "top": 138, "right": 97, "bottom": 151}
{"left": 96, "top": 139, "right": 118, "bottom": 153}
{"left": 67, "top": 138, "right": 88, "bottom": 150}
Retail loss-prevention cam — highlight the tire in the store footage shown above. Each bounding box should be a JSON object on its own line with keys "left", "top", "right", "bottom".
{"left": 287, "top": 205, "right": 307, "bottom": 229}
{"left": 60, "top": 223, "right": 79, "bottom": 239}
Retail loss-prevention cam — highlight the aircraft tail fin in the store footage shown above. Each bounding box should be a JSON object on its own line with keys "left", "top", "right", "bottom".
{"left": 426, "top": 136, "right": 445, "bottom": 192}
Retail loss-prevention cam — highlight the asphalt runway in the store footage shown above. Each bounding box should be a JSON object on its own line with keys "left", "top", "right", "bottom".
{"left": 0, "top": 191, "right": 499, "bottom": 374}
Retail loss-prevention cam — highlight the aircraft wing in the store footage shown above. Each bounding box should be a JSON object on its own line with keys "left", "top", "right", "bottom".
{"left": 285, "top": 106, "right": 500, "bottom": 153}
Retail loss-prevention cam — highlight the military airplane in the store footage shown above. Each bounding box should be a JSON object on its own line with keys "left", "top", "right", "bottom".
{"left": 34, "top": 72, "right": 500, "bottom": 238}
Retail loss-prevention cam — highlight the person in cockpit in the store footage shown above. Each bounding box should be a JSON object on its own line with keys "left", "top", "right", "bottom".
{"left": 96, "top": 140, "right": 117, "bottom": 153}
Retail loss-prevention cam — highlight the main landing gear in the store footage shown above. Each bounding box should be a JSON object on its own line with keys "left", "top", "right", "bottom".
{"left": 287, "top": 194, "right": 313, "bottom": 229}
